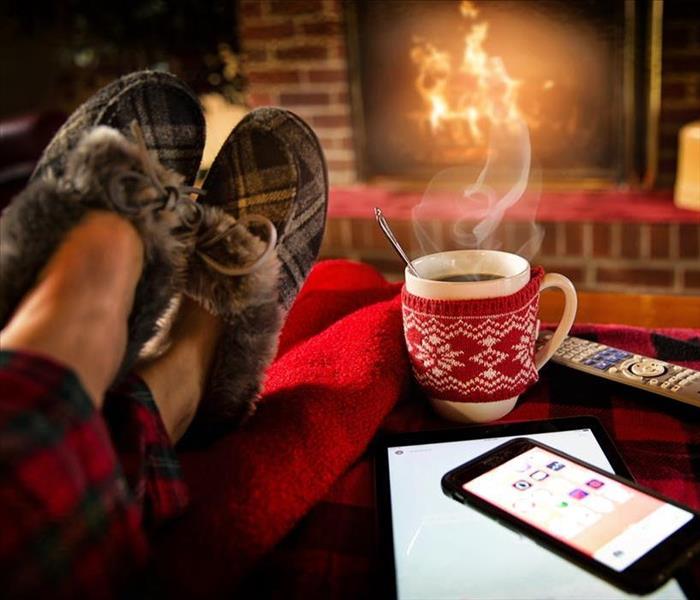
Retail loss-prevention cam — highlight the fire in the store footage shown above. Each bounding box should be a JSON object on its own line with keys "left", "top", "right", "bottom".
{"left": 411, "top": 0, "right": 526, "bottom": 145}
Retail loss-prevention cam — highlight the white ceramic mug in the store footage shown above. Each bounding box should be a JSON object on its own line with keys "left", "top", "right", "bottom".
{"left": 403, "top": 250, "right": 577, "bottom": 423}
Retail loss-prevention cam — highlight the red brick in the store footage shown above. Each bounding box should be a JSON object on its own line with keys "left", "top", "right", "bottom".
{"left": 362, "top": 255, "right": 405, "bottom": 276}
{"left": 269, "top": 0, "right": 322, "bottom": 15}
{"left": 349, "top": 218, "right": 371, "bottom": 247}
{"left": 330, "top": 43, "right": 348, "bottom": 59}
{"left": 596, "top": 268, "right": 673, "bottom": 287}
{"left": 536, "top": 222, "right": 556, "bottom": 256}
{"left": 320, "top": 217, "right": 346, "bottom": 250}
{"left": 683, "top": 270, "right": 700, "bottom": 288}
{"left": 276, "top": 45, "right": 328, "bottom": 61}
{"left": 302, "top": 20, "right": 342, "bottom": 36}
{"left": 538, "top": 263, "right": 585, "bottom": 285}
{"left": 248, "top": 92, "right": 275, "bottom": 107}
{"left": 248, "top": 69, "right": 301, "bottom": 84}
{"left": 308, "top": 68, "right": 346, "bottom": 83}
{"left": 592, "top": 223, "right": 611, "bottom": 257}
{"left": 240, "top": 0, "right": 262, "bottom": 18}
{"left": 371, "top": 217, "right": 413, "bottom": 251}
{"left": 327, "top": 159, "right": 355, "bottom": 171}
{"left": 620, "top": 223, "right": 641, "bottom": 259}
{"left": 649, "top": 224, "right": 671, "bottom": 258}
{"left": 564, "top": 223, "right": 583, "bottom": 256}
{"left": 242, "top": 23, "right": 295, "bottom": 40}
{"left": 280, "top": 92, "right": 330, "bottom": 106}
{"left": 245, "top": 48, "right": 269, "bottom": 63}
{"left": 311, "top": 114, "right": 351, "bottom": 128}
{"left": 679, "top": 224, "right": 700, "bottom": 258}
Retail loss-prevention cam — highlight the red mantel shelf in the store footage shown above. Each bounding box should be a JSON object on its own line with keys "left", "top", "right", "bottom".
{"left": 329, "top": 187, "right": 700, "bottom": 224}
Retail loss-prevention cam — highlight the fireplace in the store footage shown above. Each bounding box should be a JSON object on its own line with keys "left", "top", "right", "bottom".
{"left": 237, "top": 0, "right": 699, "bottom": 296}
{"left": 345, "top": 0, "right": 660, "bottom": 188}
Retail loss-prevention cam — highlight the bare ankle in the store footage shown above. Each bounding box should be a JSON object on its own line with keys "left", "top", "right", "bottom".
{"left": 137, "top": 298, "right": 222, "bottom": 442}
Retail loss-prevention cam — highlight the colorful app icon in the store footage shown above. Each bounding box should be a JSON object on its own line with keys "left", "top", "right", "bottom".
{"left": 569, "top": 488, "right": 589, "bottom": 500}
{"left": 513, "top": 480, "right": 531, "bottom": 491}
{"left": 547, "top": 461, "right": 565, "bottom": 471}
{"left": 530, "top": 470, "right": 549, "bottom": 481}
{"left": 586, "top": 479, "right": 604, "bottom": 489}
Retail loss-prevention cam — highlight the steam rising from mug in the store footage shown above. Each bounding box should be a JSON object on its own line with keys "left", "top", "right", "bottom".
{"left": 411, "top": 118, "right": 543, "bottom": 261}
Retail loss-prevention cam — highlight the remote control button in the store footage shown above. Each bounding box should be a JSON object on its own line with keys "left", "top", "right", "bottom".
{"left": 629, "top": 361, "right": 667, "bottom": 378}
{"left": 649, "top": 379, "right": 658, "bottom": 385}
{"left": 672, "top": 385, "right": 681, "bottom": 392}
{"left": 661, "top": 382, "right": 670, "bottom": 389}
{"left": 608, "top": 367, "right": 618, "bottom": 373}
{"left": 673, "top": 365, "right": 682, "bottom": 372}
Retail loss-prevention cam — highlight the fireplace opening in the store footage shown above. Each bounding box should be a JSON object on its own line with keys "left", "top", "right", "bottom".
{"left": 347, "top": 0, "right": 659, "bottom": 187}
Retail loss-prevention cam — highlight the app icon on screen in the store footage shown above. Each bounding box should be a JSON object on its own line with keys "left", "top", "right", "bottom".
{"left": 530, "top": 470, "right": 549, "bottom": 481}
{"left": 586, "top": 479, "right": 604, "bottom": 489}
{"left": 547, "top": 461, "right": 566, "bottom": 471}
{"left": 569, "top": 488, "right": 589, "bottom": 500}
{"left": 513, "top": 480, "right": 532, "bottom": 491}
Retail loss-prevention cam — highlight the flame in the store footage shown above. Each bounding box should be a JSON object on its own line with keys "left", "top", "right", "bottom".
{"left": 411, "top": 0, "right": 526, "bottom": 145}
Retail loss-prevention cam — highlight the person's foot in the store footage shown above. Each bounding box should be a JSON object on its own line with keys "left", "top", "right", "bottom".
{"left": 0, "top": 212, "right": 143, "bottom": 405}
{"left": 0, "top": 125, "right": 203, "bottom": 381}
{"left": 187, "top": 108, "right": 328, "bottom": 439}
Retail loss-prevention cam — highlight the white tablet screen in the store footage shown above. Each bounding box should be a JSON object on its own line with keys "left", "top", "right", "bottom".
{"left": 386, "top": 427, "right": 686, "bottom": 599}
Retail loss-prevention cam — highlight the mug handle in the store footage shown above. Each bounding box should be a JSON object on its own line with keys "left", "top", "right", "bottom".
{"left": 534, "top": 273, "right": 578, "bottom": 370}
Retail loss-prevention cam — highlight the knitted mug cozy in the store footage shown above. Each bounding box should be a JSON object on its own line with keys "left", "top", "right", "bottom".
{"left": 401, "top": 266, "right": 545, "bottom": 403}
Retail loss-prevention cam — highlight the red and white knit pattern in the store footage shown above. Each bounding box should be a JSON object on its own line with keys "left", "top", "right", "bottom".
{"left": 401, "top": 267, "right": 544, "bottom": 403}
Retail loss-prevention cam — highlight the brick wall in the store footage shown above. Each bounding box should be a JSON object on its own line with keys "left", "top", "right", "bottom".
{"left": 239, "top": 0, "right": 356, "bottom": 185}
{"left": 320, "top": 219, "right": 700, "bottom": 295}
{"left": 658, "top": 1, "right": 700, "bottom": 187}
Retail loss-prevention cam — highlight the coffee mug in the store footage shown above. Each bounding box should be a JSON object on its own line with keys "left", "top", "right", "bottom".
{"left": 402, "top": 250, "right": 577, "bottom": 423}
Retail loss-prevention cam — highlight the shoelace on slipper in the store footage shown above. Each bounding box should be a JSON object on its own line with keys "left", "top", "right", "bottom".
{"left": 108, "top": 122, "right": 277, "bottom": 278}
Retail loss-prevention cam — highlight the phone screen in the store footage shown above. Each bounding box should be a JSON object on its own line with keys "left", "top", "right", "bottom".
{"left": 464, "top": 446, "right": 694, "bottom": 573}
{"left": 386, "top": 428, "right": 686, "bottom": 599}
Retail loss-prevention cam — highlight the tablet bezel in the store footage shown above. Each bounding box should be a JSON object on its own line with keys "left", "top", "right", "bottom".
{"left": 373, "top": 416, "right": 635, "bottom": 599}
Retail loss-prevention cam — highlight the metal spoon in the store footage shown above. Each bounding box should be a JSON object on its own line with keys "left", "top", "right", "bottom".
{"left": 374, "top": 207, "right": 420, "bottom": 277}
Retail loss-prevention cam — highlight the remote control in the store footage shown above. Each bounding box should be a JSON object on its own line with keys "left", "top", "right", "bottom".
{"left": 538, "top": 332, "right": 700, "bottom": 408}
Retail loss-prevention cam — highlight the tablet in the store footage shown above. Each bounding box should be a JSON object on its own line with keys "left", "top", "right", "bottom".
{"left": 375, "top": 416, "right": 688, "bottom": 600}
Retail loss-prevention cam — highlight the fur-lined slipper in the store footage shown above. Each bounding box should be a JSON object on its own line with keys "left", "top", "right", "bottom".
{"left": 184, "top": 207, "right": 281, "bottom": 430}
{"left": 0, "top": 125, "right": 202, "bottom": 379}
{"left": 181, "top": 108, "right": 328, "bottom": 434}
{"left": 31, "top": 70, "right": 205, "bottom": 186}
{"left": 199, "top": 107, "right": 328, "bottom": 310}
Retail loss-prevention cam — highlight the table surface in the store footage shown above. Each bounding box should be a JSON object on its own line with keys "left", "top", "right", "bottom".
{"left": 540, "top": 290, "right": 700, "bottom": 329}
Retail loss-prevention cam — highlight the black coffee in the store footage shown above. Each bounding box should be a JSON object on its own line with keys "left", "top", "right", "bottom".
{"left": 435, "top": 273, "right": 503, "bottom": 282}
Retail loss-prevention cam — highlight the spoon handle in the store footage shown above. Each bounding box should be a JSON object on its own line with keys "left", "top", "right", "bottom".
{"left": 374, "top": 207, "right": 419, "bottom": 277}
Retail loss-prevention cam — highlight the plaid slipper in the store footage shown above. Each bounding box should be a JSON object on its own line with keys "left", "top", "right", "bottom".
{"left": 200, "top": 107, "right": 328, "bottom": 310}
{"left": 181, "top": 108, "right": 328, "bottom": 435}
{"left": 0, "top": 125, "right": 202, "bottom": 380}
{"left": 31, "top": 70, "right": 205, "bottom": 187}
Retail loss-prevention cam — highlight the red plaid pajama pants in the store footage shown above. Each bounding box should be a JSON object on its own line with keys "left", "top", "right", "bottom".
{"left": 0, "top": 350, "right": 189, "bottom": 598}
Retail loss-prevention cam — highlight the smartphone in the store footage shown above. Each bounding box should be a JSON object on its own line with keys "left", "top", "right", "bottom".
{"left": 441, "top": 437, "right": 700, "bottom": 595}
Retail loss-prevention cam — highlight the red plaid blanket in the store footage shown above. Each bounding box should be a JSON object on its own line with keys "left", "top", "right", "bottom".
{"left": 153, "top": 260, "right": 700, "bottom": 598}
